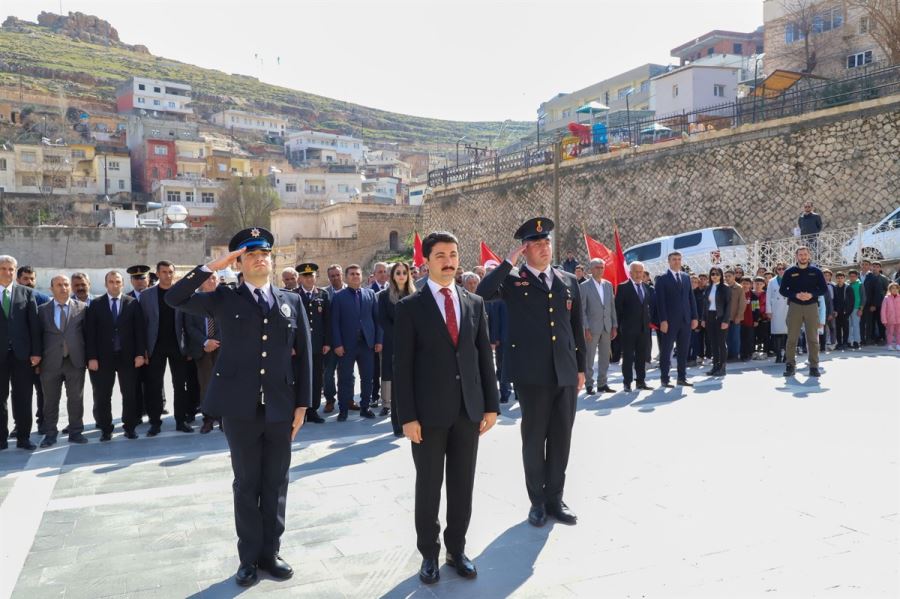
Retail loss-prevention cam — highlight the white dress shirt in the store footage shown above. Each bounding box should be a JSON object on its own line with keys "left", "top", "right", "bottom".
{"left": 427, "top": 278, "right": 460, "bottom": 326}
{"left": 591, "top": 277, "right": 605, "bottom": 304}
{"left": 524, "top": 263, "right": 554, "bottom": 287}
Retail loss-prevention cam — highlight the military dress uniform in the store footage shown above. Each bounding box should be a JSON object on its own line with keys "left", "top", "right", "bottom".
{"left": 476, "top": 217, "right": 586, "bottom": 526}
{"left": 165, "top": 227, "right": 312, "bottom": 585}
{"left": 295, "top": 263, "right": 331, "bottom": 423}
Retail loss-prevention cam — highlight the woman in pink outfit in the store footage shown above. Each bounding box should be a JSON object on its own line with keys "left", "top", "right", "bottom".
{"left": 881, "top": 282, "right": 900, "bottom": 350}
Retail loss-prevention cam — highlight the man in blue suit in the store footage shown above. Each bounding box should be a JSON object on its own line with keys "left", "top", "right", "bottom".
{"left": 331, "top": 264, "right": 382, "bottom": 420}
{"left": 654, "top": 251, "right": 698, "bottom": 387}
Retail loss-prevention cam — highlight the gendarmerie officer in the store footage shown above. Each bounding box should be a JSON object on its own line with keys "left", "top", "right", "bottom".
{"left": 166, "top": 227, "right": 312, "bottom": 588}
{"left": 295, "top": 263, "right": 330, "bottom": 423}
{"left": 477, "top": 217, "right": 586, "bottom": 527}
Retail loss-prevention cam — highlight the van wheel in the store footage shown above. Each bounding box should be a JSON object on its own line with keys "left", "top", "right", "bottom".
{"left": 858, "top": 248, "right": 883, "bottom": 261}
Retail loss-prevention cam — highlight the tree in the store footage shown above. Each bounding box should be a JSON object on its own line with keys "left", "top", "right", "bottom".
{"left": 781, "top": 0, "right": 821, "bottom": 73}
{"left": 212, "top": 175, "right": 281, "bottom": 244}
{"left": 848, "top": 0, "right": 900, "bottom": 65}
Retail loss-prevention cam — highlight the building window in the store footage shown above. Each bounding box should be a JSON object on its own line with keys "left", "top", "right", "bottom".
{"left": 166, "top": 168, "right": 173, "bottom": 178}
{"left": 153, "top": 99, "right": 161, "bottom": 106}
{"left": 45, "top": 155, "right": 63, "bottom": 164}
{"left": 72, "top": 149, "right": 86, "bottom": 159}
{"left": 153, "top": 145, "right": 168, "bottom": 156}
{"left": 151, "top": 167, "right": 159, "bottom": 179}
{"left": 118, "top": 179, "right": 125, "bottom": 190}
{"left": 756, "top": 44, "right": 764, "bottom": 54}
{"left": 285, "top": 183, "right": 297, "bottom": 192}
{"left": 707, "top": 47, "right": 714, "bottom": 56}
{"left": 138, "top": 84, "right": 145, "bottom": 90}
{"left": 847, "top": 50, "right": 873, "bottom": 68}
{"left": 785, "top": 22, "right": 806, "bottom": 44}
{"left": 217, "top": 163, "right": 227, "bottom": 172}
{"left": 672, "top": 85, "right": 679, "bottom": 98}
{"left": 337, "top": 184, "right": 349, "bottom": 193}
{"left": 639, "top": 79, "right": 650, "bottom": 94}
{"left": 108, "top": 161, "right": 120, "bottom": 170}
{"left": 167, "top": 190, "right": 181, "bottom": 202}
{"left": 105, "top": 244, "right": 114, "bottom": 256}
{"left": 733, "top": 43, "right": 743, "bottom": 54}
{"left": 0, "top": 158, "right": 5, "bottom": 170}
{"left": 153, "top": 87, "right": 161, "bottom": 93}
{"left": 859, "top": 16, "right": 870, "bottom": 34}
{"left": 184, "top": 191, "right": 194, "bottom": 202}
{"left": 22, "top": 175, "right": 37, "bottom": 186}
{"left": 201, "top": 192, "right": 215, "bottom": 203}
{"left": 137, "top": 97, "right": 145, "bottom": 104}
{"left": 168, "top": 101, "right": 176, "bottom": 109}
{"left": 21, "top": 151, "right": 36, "bottom": 163}
{"left": 713, "top": 84, "right": 726, "bottom": 97}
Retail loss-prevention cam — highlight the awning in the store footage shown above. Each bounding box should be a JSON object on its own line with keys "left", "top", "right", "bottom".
{"left": 752, "top": 69, "right": 829, "bottom": 98}
{"left": 576, "top": 101, "right": 610, "bottom": 114}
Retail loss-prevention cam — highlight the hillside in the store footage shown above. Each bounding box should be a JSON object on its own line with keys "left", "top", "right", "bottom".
{"left": 0, "top": 13, "right": 532, "bottom": 150}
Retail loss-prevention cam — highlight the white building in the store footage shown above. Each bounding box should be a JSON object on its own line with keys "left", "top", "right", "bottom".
{"left": 361, "top": 176, "right": 399, "bottom": 204}
{"left": 650, "top": 64, "right": 741, "bottom": 120}
{"left": 116, "top": 77, "right": 192, "bottom": 117}
{"left": 210, "top": 109, "right": 288, "bottom": 136}
{"left": 0, "top": 144, "right": 15, "bottom": 194}
{"left": 284, "top": 131, "right": 366, "bottom": 166}
{"left": 273, "top": 169, "right": 364, "bottom": 208}
{"left": 151, "top": 176, "right": 221, "bottom": 218}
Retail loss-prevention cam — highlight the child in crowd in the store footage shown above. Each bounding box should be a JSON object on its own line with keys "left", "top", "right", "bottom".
{"left": 832, "top": 272, "right": 854, "bottom": 350}
{"left": 847, "top": 269, "right": 865, "bottom": 349}
{"left": 881, "top": 282, "right": 900, "bottom": 350}
{"left": 739, "top": 277, "right": 759, "bottom": 361}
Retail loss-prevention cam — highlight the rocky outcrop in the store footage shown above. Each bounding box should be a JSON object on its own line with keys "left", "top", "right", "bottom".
{"left": 24, "top": 11, "right": 150, "bottom": 53}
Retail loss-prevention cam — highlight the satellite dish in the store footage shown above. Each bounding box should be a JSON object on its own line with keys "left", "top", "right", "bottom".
{"left": 165, "top": 204, "right": 188, "bottom": 223}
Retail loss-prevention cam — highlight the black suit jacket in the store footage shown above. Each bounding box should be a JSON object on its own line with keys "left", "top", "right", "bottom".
{"left": 701, "top": 283, "right": 732, "bottom": 323}
{"left": 614, "top": 280, "right": 652, "bottom": 338}
{"left": 165, "top": 266, "right": 312, "bottom": 423}
{"left": 84, "top": 294, "right": 147, "bottom": 367}
{"left": 297, "top": 286, "right": 331, "bottom": 352}
{"left": 394, "top": 284, "right": 499, "bottom": 428}
{"left": 0, "top": 283, "right": 41, "bottom": 363}
{"left": 177, "top": 309, "right": 220, "bottom": 361}
{"left": 376, "top": 289, "right": 398, "bottom": 380}
{"left": 477, "top": 262, "right": 586, "bottom": 387}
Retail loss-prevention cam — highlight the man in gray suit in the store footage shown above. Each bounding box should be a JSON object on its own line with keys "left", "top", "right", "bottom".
{"left": 580, "top": 258, "right": 618, "bottom": 394}
{"left": 37, "top": 274, "right": 88, "bottom": 447}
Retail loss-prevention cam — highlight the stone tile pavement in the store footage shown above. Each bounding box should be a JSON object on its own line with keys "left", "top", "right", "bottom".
{"left": 1, "top": 348, "right": 897, "bottom": 598}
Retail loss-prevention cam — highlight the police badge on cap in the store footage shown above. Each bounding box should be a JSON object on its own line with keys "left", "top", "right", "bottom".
{"left": 514, "top": 217, "right": 554, "bottom": 241}
{"left": 229, "top": 227, "right": 275, "bottom": 252}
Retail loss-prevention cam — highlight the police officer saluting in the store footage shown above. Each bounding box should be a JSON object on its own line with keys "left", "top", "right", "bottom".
{"left": 477, "top": 217, "right": 586, "bottom": 527}
{"left": 295, "top": 263, "right": 330, "bottom": 423}
{"left": 166, "top": 227, "right": 312, "bottom": 587}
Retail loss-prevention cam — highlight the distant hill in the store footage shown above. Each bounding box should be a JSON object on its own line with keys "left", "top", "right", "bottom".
{"left": 0, "top": 12, "right": 532, "bottom": 151}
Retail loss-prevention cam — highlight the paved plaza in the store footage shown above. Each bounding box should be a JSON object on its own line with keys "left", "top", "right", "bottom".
{"left": 1, "top": 348, "right": 897, "bottom": 598}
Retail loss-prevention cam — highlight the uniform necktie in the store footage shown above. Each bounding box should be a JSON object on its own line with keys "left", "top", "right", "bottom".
{"left": 254, "top": 288, "right": 270, "bottom": 315}
{"left": 440, "top": 288, "right": 458, "bottom": 346}
{"left": 58, "top": 303, "right": 69, "bottom": 357}
{"left": 538, "top": 271, "right": 548, "bottom": 290}
{"left": 2, "top": 288, "right": 9, "bottom": 318}
{"left": 206, "top": 316, "right": 217, "bottom": 339}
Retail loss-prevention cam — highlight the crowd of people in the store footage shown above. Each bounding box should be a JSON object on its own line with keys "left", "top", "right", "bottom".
{"left": 1, "top": 239, "right": 898, "bottom": 452}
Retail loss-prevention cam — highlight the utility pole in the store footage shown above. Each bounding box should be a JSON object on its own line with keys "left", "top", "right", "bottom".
{"left": 553, "top": 140, "right": 561, "bottom": 258}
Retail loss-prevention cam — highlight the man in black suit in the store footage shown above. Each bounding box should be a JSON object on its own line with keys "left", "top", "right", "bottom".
{"left": 654, "top": 251, "right": 698, "bottom": 387}
{"left": 615, "top": 261, "right": 654, "bottom": 392}
{"left": 85, "top": 271, "right": 147, "bottom": 441}
{"left": 477, "top": 217, "right": 586, "bottom": 528}
{"left": 296, "top": 263, "right": 330, "bottom": 423}
{"left": 140, "top": 261, "right": 192, "bottom": 435}
{"left": 0, "top": 255, "right": 42, "bottom": 450}
{"left": 395, "top": 232, "right": 499, "bottom": 584}
{"left": 127, "top": 265, "right": 151, "bottom": 422}
{"left": 177, "top": 271, "right": 222, "bottom": 433}
{"left": 369, "top": 261, "right": 389, "bottom": 406}
{"left": 166, "top": 227, "right": 312, "bottom": 588}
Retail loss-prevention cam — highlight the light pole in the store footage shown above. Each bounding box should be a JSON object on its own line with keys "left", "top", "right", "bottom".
{"left": 623, "top": 87, "right": 634, "bottom": 145}
{"left": 455, "top": 135, "right": 467, "bottom": 167}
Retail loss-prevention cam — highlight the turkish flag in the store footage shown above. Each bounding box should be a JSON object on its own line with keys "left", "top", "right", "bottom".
{"left": 609, "top": 226, "right": 629, "bottom": 292}
{"left": 583, "top": 232, "right": 612, "bottom": 263}
{"left": 412, "top": 232, "right": 425, "bottom": 267}
{"left": 480, "top": 241, "right": 502, "bottom": 268}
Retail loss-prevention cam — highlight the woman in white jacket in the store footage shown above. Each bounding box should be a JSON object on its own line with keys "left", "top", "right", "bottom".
{"left": 766, "top": 263, "right": 790, "bottom": 363}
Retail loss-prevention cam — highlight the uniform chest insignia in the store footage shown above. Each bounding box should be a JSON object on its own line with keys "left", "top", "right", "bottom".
{"left": 280, "top": 303, "right": 292, "bottom": 318}
{"left": 317, "top": 306, "right": 323, "bottom": 313}
{"left": 566, "top": 299, "right": 573, "bottom": 311}
{"left": 514, "top": 281, "right": 529, "bottom": 287}
{"left": 520, "top": 269, "right": 528, "bottom": 279}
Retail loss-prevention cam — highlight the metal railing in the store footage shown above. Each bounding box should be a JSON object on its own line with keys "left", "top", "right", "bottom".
{"left": 429, "top": 63, "right": 900, "bottom": 187}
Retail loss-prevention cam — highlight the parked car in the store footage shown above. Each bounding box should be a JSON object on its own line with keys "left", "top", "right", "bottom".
{"left": 841, "top": 206, "right": 900, "bottom": 264}
{"left": 623, "top": 227, "right": 749, "bottom": 275}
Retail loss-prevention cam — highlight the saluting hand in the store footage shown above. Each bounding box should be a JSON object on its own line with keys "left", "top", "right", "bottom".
{"left": 505, "top": 243, "right": 528, "bottom": 265}
{"left": 206, "top": 247, "right": 247, "bottom": 272}
{"left": 291, "top": 407, "right": 306, "bottom": 440}
{"left": 480, "top": 412, "right": 498, "bottom": 436}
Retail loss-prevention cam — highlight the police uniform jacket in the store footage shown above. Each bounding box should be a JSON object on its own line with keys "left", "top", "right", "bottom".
{"left": 165, "top": 266, "right": 312, "bottom": 423}
{"left": 298, "top": 286, "right": 331, "bottom": 351}
{"left": 477, "top": 261, "right": 586, "bottom": 387}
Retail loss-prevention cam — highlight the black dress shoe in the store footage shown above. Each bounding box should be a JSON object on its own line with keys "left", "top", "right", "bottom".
{"left": 176, "top": 422, "right": 194, "bottom": 433}
{"left": 418, "top": 557, "right": 440, "bottom": 584}
{"left": 360, "top": 409, "right": 376, "bottom": 419}
{"left": 123, "top": 429, "right": 138, "bottom": 440}
{"left": 61, "top": 426, "right": 69, "bottom": 435}
{"left": 146, "top": 424, "right": 161, "bottom": 437}
{"left": 636, "top": 383, "right": 653, "bottom": 390}
{"left": 446, "top": 553, "right": 477, "bottom": 578}
{"left": 711, "top": 368, "right": 726, "bottom": 377}
{"left": 235, "top": 563, "right": 258, "bottom": 587}
{"left": 68, "top": 433, "right": 89, "bottom": 444}
{"left": 660, "top": 381, "right": 674, "bottom": 388}
{"left": 40, "top": 435, "right": 57, "bottom": 448}
{"left": 100, "top": 431, "right": 113, "bottom": 442}
{"left": 527, "top": 505, "right": 547, "bottom": 527}
{"left": 584, "top": 385, "right": 594, "bottom": 395}
{"left": 677, "top": 379, "right": 693, "bottom": 387}
{"left": 623, "top": 383, "right": 633, "bottom": 392}
{"left": 379, "top": 407, "right": 390, "bottom": 417}
{"left": 809, "top": 367, "right": 821, "bottom": 377}
{"left": 306, "top": 411, "right": 325, "bottom": 423}
{"left": 17, "top": 440, "right": 37, "bottom": 450}
{"left": 783, "top": 364, "right": 796, "bottom": 377}
{"left": 258, "top": 554, "right": 293, "bottom": 579}
{"left": 199, "top": 421, "right": 214, "bottom": 434}
{"left": 598, "top": 385, "right": 616, "bottom": 393}
{"left": 337, "top": 412, "right": 348, "bottom": 422}
{"left": 349, "top": 401, "right": 361, "bottom": 411}
{"left": 546, "top": 501, "right": 578, "bottom": 525}
{"left": 704, "top": 369, "right": 717, "bottom": 376}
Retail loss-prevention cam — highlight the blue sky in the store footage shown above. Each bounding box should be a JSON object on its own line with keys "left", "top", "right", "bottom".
{"left": 7, "top": 0, "right": 764, "bottom": 121}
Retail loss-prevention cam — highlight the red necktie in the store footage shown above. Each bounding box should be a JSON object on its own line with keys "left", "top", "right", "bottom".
{"left": 440, "top": 288, "right": 458, "bottom": 346}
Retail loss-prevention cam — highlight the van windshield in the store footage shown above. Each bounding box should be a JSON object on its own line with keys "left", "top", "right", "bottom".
{"left": 712, "top": 228, "right": 745, "bottom": 247}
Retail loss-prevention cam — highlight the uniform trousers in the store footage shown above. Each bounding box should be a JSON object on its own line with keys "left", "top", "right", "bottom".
{"left": 223, "top": 404, "right": 292, "bottom": 566}
{"left": 516, "top": 384, "right": 577, "bottom": 507}
{"left": 194, "top": 348, "right": 220, "bottom": 423}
